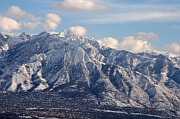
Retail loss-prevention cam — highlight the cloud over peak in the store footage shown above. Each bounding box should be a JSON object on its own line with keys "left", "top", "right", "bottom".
{"left": 52, "top": 0, "right": 107, "bottom": 11}
{"left": 97, "top": 37, "right": 118, "bottom": 49}
{"left": 163, "top": 42, "right": 180, "bottom": 55}
{"left": 97, "top": 32, "right": 180, "bottom": 56}
{"left": 68, "top": 26, "right": 87, "bottom": 36}
{"left": 97, "top": 32, "right": 157, "bottom": 53}
{"left": 119, "top": 36, "right": 153, "bottom": 53}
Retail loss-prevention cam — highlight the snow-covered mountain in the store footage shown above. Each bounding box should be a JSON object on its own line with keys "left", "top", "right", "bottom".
{"left": 0, "top": 31, "right": 180, "bottom": 116}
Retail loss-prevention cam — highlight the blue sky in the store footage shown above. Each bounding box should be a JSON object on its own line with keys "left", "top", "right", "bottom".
{"left": 0, "top": 0, "right": 180, "bottom": 55}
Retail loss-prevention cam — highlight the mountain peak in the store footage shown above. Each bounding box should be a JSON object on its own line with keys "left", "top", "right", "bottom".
{"left": 59, "top": 30, "right": 67, "bottom": 37}
{"left": 37, "top": 31, "right": 49, "bottom": 37}
{"left": 0, "top": 33, "right": 5, "bottom": 40}
{"left": 0, "top": 33, "right": 8, "bottom": 42}
{"left": 19, "top": 32, "right": 26, "bottom": 37}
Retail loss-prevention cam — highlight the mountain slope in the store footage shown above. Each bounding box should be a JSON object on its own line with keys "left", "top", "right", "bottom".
{"left": 56, "top": 32, "right": 180, "bottom": 111}
{"left": 0, "top": 31, "right": 180, "bottom": 117}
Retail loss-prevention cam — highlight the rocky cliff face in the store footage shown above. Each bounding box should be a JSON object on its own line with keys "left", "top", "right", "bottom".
{"left": 0, "top": 31, "right": 180, "bottom": 115}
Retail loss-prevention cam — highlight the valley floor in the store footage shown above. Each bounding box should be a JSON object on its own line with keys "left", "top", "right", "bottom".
{"left": 0, "top": 92, "right": 179, "bottom": 119}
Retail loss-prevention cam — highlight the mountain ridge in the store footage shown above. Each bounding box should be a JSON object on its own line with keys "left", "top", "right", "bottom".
{"left": 0, "top": 31, "right": 180, "bottom": 117}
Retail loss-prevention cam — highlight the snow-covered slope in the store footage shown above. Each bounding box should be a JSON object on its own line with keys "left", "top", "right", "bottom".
{"left": 0, "top": 31, "right": 180, "bottom": 116}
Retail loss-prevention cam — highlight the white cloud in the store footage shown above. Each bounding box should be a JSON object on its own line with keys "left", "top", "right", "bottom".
{"left": 0, "top": 16, "right": 21, "bottom": 32}
{"left": 22, "top": 22, "right": 41, "bottom": 30}
{"left": 111, "top": 3, "right": 178, "bottom": 12}
{"left": 97, "top": 32, "right": 156, "bottom": 53}
{"left": 118, "top": 36, "right": 153, "bottom": 53}
{"left": 97, "top": 37, "right": 118, "bottom": 49}
{"left": 133, "top": 32, "right": 159, "bottom": 41}
{"left": 0, "top": 6, "right": 62, "bottom": 32}
{"left": 3, "top": 6, "right": 37, "bottom": 21}
{"left": 1, "top": 6, "right": 41, "bottom": 31}
{"left": 52, "top": 0, "right": 107, "bottom": 11}
{"left": 85, "top": 3, "right": 180, "bottom": 23}
{"left": 162, "top": 42, "right": 180, "bottom": 55}
{"left": 68, "top": 26, "right": 87, "bottom": 36}
{"left": 87, "top": 11, "right": 180, "bottom": 23}
{"left": 44, "top": 13, "right": 62, "bottom": 30}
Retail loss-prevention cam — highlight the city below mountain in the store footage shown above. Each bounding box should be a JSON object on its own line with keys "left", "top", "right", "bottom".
{"left": 0, "top": 31, "right": 179, "bottom": 119}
